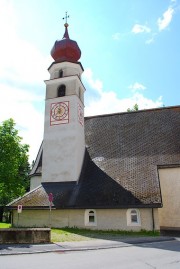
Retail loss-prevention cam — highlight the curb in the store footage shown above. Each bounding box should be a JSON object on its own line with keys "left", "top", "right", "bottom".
{"left": 0, "top": 237, "right": 176, "bottom": 256}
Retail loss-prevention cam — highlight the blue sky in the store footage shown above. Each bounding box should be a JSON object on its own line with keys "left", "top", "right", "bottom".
{"left": 0, "top": 0, "right": 179, "bottom": 162}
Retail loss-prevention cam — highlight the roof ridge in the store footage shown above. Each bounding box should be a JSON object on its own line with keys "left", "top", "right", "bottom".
{"left": 85, "top": 105, "right": 180, "bottom": 119}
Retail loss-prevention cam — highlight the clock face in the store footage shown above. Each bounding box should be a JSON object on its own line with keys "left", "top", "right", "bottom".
{"left": 50, "top": 101, "right": 69, "bottom": 125}
{"left": 51, "top": 102, "right": 68, "bottom": 120}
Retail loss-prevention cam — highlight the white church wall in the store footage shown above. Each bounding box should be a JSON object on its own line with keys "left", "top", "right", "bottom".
{"left": 30, "top": 176, "right": 42, "bottom": 191}
{"left": 12, "top": 208, "right": 159, "bottom": 231}
{"left": 42, "top": 94, "right": 85, "bottom": 183}
{"left": 82, "top": 208, "right": 159, "bottom": 231}
{"left": 153, "top": 207, "right": 160, "bottom": 231}
{"left": 49, "top": 62, "right": 83, "bottom": 79}
{"left": 46, "top": 78, "right": 80, "bottom": 100}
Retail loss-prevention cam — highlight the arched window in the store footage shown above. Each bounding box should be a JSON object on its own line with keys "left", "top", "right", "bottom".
{"left": 58, "top": 85, "right": 66, "bottom": 97}
{"left": 89, "top": 210, "right": 95, "bottom": 223}
{"left": 85, "top": 209, "right": 97, "bottom": 226}
{"left": 130, "top": 209, "right": 138, "bottom": 223}
{"left": 126, "top": 209, "right": 141, "bottom": 226}
{"left": 59, "top": 70, "right": 63, "bottom": 78}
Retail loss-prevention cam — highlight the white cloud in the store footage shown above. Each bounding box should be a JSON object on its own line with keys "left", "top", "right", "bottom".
{"left": 132, "top": 24, "right": 151, "bottom": 34}
{"left": 0, "top": 83, "right": 44, "bottom": 163}
{"left": 112, "top": 33, "right": 121, "bottom": 40}
{"left": 146, "top": 36, "right": 155, "bottom": 44}
{"left": 0, "top": 1, "right": 48, "bottom": 162}
{"left": 146, "top": 38, "right": 154, "bottom": 44}
{"left": 157, "top": 7, "right": 174, "bottom": 31}
{"left": 83, "top": 69, "right": 163, "bottom": 117}
{"left": 83, "top": 68, "right": 103, "bottom": 94}
{"left": 0, "top": 0, "right": 50, "bottom": 86}
{"left": 0, "top": 32, "right": 50, "bottom": 85}
{"left": 129, "top": 82, "right": 146, "bottom": 91}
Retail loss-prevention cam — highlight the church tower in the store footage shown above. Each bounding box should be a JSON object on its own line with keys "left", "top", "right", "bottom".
{"left": 42, "top": 20, "right": 86, "bottom": 183}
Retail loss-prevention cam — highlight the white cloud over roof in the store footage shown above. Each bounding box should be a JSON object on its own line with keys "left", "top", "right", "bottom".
{"left": 83, "top": 68, "right": 163, "bottom": 116}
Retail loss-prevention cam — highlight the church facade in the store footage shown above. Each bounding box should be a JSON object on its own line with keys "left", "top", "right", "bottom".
{"left": 8, "top": 23, "right": 180, "bottom": 233}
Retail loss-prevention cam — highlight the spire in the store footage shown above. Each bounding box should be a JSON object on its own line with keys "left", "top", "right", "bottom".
{"left": 62, "top": 12, "right": 70, "bottom": 39}
{"left": 63, "top": 23, "right": 69, "bottom": 39}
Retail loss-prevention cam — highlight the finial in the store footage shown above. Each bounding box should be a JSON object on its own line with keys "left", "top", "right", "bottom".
{"left": 62, "top": 11, "right": 70, "bottom": 26}
{"left": 62, "top": 12, "right": 70, "bottom": 39}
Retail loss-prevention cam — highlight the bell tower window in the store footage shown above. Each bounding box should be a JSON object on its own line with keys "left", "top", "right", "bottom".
{"left": 59, "top": 70, "right": 63, "bottom": 78}
{"left": 58, "top": 85, "right": 66, "bottom": 97}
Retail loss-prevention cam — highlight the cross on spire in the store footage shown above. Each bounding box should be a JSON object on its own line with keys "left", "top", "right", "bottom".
{"left": 62, "top": 11, "right": 70, "bottom": 38}
{"left": 62, "top": 11, "right": 70, "bottom": 24}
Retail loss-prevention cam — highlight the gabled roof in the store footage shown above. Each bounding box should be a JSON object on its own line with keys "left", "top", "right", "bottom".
{"left": 8, "top": 105, "right": 180, "bottom": 209}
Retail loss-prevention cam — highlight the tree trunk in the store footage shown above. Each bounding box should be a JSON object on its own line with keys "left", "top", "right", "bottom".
{"left": 0, "top": 206, "right": 4, "bottom": 222}
{"left": 8, "top": 211, "right": 12, "bottom": 224}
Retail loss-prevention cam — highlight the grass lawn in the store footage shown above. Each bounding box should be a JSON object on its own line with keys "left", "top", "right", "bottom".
{"left": 51, "top": 227, "right": 160, "bottom": 242}
{"left": 0, "top": 222, "right": 11, "bottom": 228}
{"left": 0, "top": 223, "right": 160, "bottom": 242}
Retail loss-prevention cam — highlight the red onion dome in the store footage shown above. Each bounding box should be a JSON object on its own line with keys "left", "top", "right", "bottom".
{"left": 51, "top": 23, "right": 81, "bottom": 62}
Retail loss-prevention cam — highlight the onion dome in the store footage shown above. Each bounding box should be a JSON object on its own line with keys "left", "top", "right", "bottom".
{"left": 51, "top": 23, "right": 81, "bottom": 62}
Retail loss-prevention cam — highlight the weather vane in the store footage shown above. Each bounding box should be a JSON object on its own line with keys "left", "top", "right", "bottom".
{"left": 62, "top": 11, "right": 70, "bottom": 24}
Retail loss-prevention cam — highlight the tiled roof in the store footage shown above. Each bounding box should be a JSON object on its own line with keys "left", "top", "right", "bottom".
{"left": 8, "top": 150, "right": 143, "bottom": 209}
{"left": 8, "top": 106, "right": 180, "bottom": 209}
{"left": 85, "top": 106, "right": 180, "bottom": 205}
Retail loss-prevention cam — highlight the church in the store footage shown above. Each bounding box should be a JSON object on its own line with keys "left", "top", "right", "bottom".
{"left": 8, "top": 21, "right": 180, "bottom": 234}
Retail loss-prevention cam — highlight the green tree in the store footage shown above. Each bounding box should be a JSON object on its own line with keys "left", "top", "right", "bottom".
{"left": 127, "top": 103, "right": 139, "bottom": 112}
{"left": 0, "top": 119, "right": 30, "bottom": 221}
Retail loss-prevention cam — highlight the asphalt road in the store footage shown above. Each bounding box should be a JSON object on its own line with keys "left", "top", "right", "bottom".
{"left": 1, "top": 240, "right": 180, "bottom": 269}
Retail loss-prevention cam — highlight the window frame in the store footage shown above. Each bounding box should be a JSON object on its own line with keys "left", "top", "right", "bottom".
{"left": 126, "top": 208, "right": 141, "bottom": 226}
{"left": 84, "top": 209, "right": 97, "bottom": 227}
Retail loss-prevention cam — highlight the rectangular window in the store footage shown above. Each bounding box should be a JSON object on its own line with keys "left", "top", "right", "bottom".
{"left": 131, "top": 215, "right": 138, "bottom": 223}
{"left": 89, "top": 216, "right": 95, "bottom": 223}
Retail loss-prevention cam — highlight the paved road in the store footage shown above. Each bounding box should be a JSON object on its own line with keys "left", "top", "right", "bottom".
{"left": 1, "top": 240, "right": 180, "bottom": 269}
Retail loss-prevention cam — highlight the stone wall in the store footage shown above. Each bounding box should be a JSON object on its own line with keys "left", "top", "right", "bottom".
{"left": 0, "top": 228, "right": 50, "bottom": 244}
